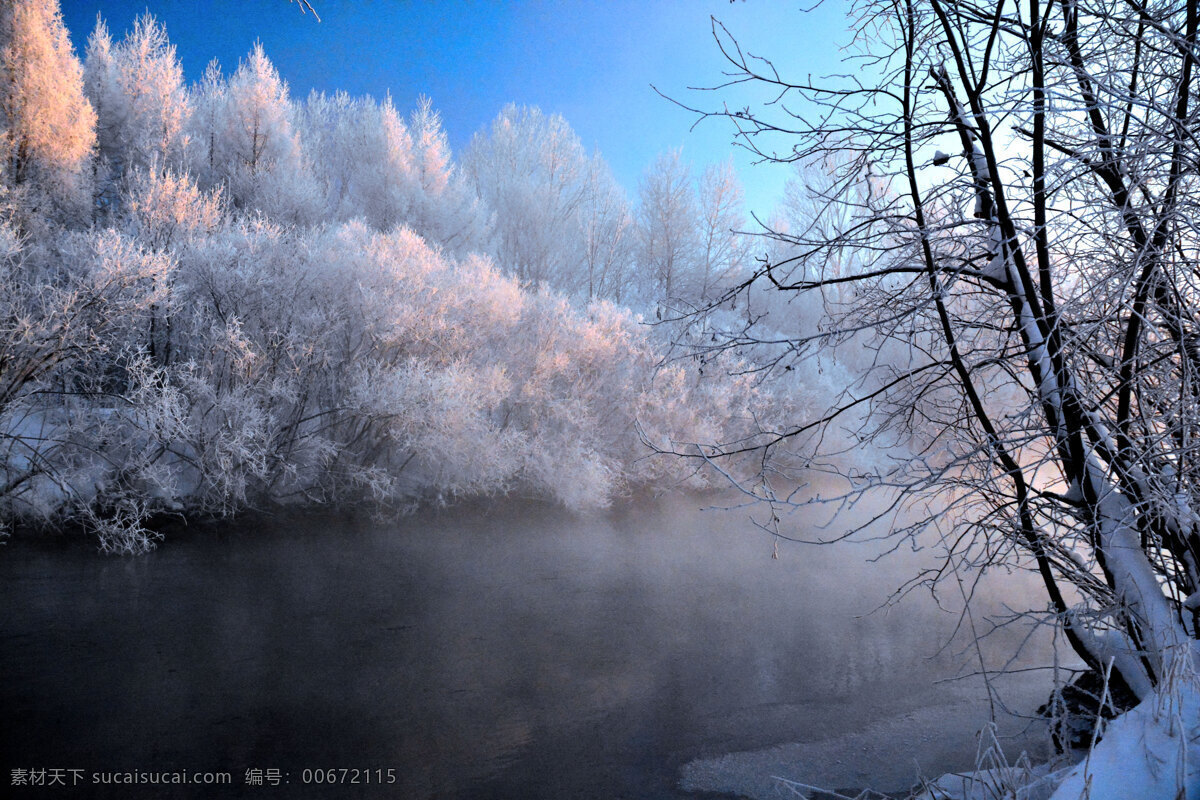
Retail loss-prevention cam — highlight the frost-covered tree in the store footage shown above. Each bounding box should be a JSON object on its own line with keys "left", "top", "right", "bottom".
{"left": 0, "top": 0, "right": 95, "bottom": 219}
{"left": 224, "top": 43, "right": 293, "bottom": 185}
{"left": 0, "top": 8, "right": 768, "bottom": 556}
{"left": 190, "top": 43, "right": 316, "bottom": 222}
{"left": 674, "top": 0, "right": 1200, "bottom": 755}
{"left": 580, "top": 155, "right": 635, "bottom": 301}
{"left": 187, "top": 58, "right": 225, "bottom": 191}
{"left": 84, "top": 13, "right": 189, "bottom": 199}
{"left": 463, "top": 104, "right": 595, "bottom": 291}
{"left": 695, "top": 159, "right": 746, "bottom": 303}
{"left": 365, "top": 94, "right": 419, "bottom": 230}
{"left": 407, "top": 95, "right": 489, "bottom": 255}
{"left": 637, "top": 149, "right": 699, "bottom": 302}
{"left": 298, "top": 91, "right": 419, "bottom": 229}
{"left": 411, "top": 95, "right": 452, "bottom": 204}
{"left": 79, "top": 16, "right": 204, "bottom": 367}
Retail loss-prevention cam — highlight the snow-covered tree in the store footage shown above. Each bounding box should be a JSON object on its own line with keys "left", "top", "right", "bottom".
{"left": 407, "top": 95, "right": 488, "bottom": 255}
{"left": 191, "top": 43, "right": 316, "bottom": 222}
{"left": 673, "top": 0, "right": 1200, "bottom": 761}
{"left": 580, "top": 155, "right": 635, "bottom": 301}
{"left": 463, "top": 104, "right": 594, "bottom": 291}
{"left": 187, "top": 58, "right": 225, "bottom": 191}
{"left": 84, "top": 13, "right": 189, "bottom": 189}
{"left": 637, "top": 149, "right": 699, "bottom": 302}
{"left": 224, "top": 43, "right": 293, "bottom": 185}
{"left": 364, "top": 95, "right": 418, "bottom": 230}
{"left": 298, "top": 91, "right": 419, "bottom": 229}
{"left": 0, "top": 0, "right": 95, "bottom": 219}
{"left": 695, "top": 159, "right": 746, "bottom": 303}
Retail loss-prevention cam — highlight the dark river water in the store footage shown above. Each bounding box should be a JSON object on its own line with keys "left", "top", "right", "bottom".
{"left": 0, "top": 493, "right": 1056, "bottom": 799}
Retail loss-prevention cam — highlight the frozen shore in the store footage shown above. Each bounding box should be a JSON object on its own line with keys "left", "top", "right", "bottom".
{"left": 682, "top": 664, "right": 1200, "bottom": 800}
{"left": 681, "top": 685, "right": 1051, "bottom": 798}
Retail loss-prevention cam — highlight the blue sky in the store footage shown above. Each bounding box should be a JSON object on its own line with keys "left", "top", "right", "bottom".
{"left": 60, "top": 1, "right": 853, "bottom": 216}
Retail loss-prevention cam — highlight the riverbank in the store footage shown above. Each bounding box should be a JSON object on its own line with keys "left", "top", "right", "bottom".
{"left": 681, "top": 676, "right": 1052, "bottom": 798}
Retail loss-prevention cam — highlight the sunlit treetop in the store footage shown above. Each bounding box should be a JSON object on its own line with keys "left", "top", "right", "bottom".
{"left": 59, "top": 0, "right": 852, "bottom": 214}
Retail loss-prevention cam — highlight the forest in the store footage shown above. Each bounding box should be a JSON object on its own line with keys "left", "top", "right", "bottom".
{"left": 0, "top": 3, "right": 832, "bottom": 554}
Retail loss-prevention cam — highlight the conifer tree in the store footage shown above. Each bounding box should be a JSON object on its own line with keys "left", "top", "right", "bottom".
{"left": 0, "top": 0, "right": 95, "bottom": 219}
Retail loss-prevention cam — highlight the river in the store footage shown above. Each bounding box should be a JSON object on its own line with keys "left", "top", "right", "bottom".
{"left": 0, "top": 492, "right": 1058, "bottom": 798}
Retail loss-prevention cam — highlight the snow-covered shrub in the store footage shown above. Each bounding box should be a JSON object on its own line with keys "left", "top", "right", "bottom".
{"left": 125, "top": 167, "right": 222, "bottom": 250}
{"left": 0, "top": 223, "right": 181, "bottom": 547}
{"left": 152, "top": 218, "right": 762, "bottom": 515}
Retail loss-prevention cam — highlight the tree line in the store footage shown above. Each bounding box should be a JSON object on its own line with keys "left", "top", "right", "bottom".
{"left": 0, "top": 2, "right": 799, "bottom": 552}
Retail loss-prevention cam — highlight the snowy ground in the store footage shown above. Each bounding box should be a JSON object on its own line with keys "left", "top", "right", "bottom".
{"left": 682, "top": 655, "right": 1200, "bottom": 800}
{"left": 1044, "top": 669, "right": 1200, "bottom": 800}
{"left": 680, "top": 678, "right": 1053, "bottom": 798}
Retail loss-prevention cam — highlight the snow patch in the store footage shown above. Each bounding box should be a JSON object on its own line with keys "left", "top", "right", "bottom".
{"left": 1048, "top": 657, "right": 1200, "bottom": 800}
{"left": 913, "top": 764, "right": 1058, "bottom": 800}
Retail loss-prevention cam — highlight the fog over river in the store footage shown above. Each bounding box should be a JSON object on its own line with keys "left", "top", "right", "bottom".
{"left": 1, "top": 489, "right": 1060, "bottom": 798}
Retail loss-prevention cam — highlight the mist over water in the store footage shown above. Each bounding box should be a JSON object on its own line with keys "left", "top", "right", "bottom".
{"left": 1, "top": 493, "right": 1057, "bottom": 798}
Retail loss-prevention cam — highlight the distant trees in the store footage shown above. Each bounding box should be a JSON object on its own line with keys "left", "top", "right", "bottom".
{"left": 695, "top": 160, "right": 745, "bottom": 304}
{"left": 579, "top": 157, "right": 635, "bottom": 301}
{"left": 463, "top": 106, "right": 748, "bottom": 306}
{"left": 295, "top": 90, "right": 487, "bottom": 252}
{"left": 637, "top": 149, "right": 699, "bottom": 303}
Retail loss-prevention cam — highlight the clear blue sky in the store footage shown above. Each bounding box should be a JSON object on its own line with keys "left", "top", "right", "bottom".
{"left": 60, "top": 0, "right": 853, "bottom": 216}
